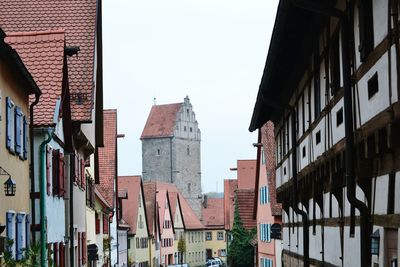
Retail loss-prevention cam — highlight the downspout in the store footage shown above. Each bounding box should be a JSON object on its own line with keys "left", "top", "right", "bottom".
{"left": 290, "top": 109, "right": 309, "bottom": 267}
{"left": 289, "top": 1, "right": 372, "bottom": 266}
{"left": 29, "top": 93, "right": 40, "bottom": 244}
{"left": 39, "top": 128, "right": 54, "bottom": 266}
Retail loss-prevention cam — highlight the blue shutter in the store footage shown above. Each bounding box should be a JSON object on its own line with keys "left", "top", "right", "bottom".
{"left": 25, "top": 215, "right": 30, "bottom": 249}
{"left": 267, "top": 224, "right": 271, "bottom": 242}
{"left": 6, "top": 212, "right": 15, "bottom": 256}
{"left": 6, "top": 97, "right": 14, "bottom": 152}
{"left": 16, "top": 213, "right": 24, "bottom": 260}
{"left": 266, "top": 186, "right": 269, "bottom": 204}
{"left": 15, "top": 107, "right": 23, "bottom": 156}
{"left": 23, "top": 116, "right": 28, "bottom": 160}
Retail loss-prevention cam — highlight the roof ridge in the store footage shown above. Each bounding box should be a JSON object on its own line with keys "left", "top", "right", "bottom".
{"left": 6, "top": 29, "right": 65, "bottom": 37}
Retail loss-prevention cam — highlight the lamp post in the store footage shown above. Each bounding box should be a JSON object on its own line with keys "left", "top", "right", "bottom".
{"left": 0, "top": 167, "right": 16, "bottom": 197}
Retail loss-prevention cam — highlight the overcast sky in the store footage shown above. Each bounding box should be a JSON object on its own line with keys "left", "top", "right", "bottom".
{"left": 103, "top": 0, "right": 279, "bottom": 193}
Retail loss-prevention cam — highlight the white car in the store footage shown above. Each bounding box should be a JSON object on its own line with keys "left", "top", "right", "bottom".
{"left": 206, "top": 260, "right": 221, "bottom": 267}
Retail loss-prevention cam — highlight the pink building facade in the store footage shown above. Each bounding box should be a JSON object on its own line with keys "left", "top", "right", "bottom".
{"left": 256, "top": 122, "right": 282, "bottom": 267}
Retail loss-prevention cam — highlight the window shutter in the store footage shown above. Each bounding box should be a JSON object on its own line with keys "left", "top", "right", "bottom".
{"left": 103, "top": 214, "right": 109, "bottom": 234}
{"left": 47, "top": 243, "right": 52, "bottom": 266}
{"left": 23, "top": 116, "right": 28, "bottom": 160}
{"left": 78, "top": 233, "right": 81, "bottom": 265}
{"left": 6, "top": 212, "right": 15, "bottom": 256}
{"left": 46, "top": 146, "right": 52, "bottom": 195}
{"left": 358, "top": 0, "right": 374, "bottom": 62}
{"left": 15, "top": 107, "right": 23, "bottom": 156}
{"left": 25, "top": 215, "right": 30, "bottom": 249}
{"left": 15, "top": 213, "right": 24, "bottom": 260}
{"left": 59, "top": 243, "right": 65, "bottom": 267}
{"left": 52, "top": 149, "right": 59, "bottom": 196}
{"left": 266, "top": 187, "right": 269, "bottom": 203}
{"left": 6, "top": 97, "right": 14, "bottom": 152}
{"left": 81, "top": 159, "right": 86, "bottom": 189}
{"left": 59, "top": 152, "right": 65, "bottom": 197}
{"left": 95, "top": 213, "right": 100, "bottom": 234}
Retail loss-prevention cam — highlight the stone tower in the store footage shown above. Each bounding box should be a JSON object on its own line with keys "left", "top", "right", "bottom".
{"left": 141, "top": 96, "right": 202, "bottom": 217}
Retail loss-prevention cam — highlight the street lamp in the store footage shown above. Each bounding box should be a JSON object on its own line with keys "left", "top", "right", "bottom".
{"left": 0, "top": 167, "right": 15, "bottom": 197}
{"left": 370, "top": 229, "right": 380, "bottom": 256}
{"left": 4, "top": 177, "right": 16, "bottom": 196}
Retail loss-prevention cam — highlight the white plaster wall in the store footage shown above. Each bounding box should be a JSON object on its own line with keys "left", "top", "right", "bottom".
{"left": 118, "top": 230, "right": 128, "bottom": 266}
{"left": 373, "top": 175, "right": 389, "bottom": 215}
{"left": 299, "top": 137, "right": 309, "bottom": 171}
{"left": 356, "top": 54, "right": 390, "bottom": 126}
{"left": 319, "top": 60, "right": 328, "bottom": 109}
{"left": 312, "top": 118, "right": 326, "bottom": 160}
{"left": 372, "top": 0, "right": 388, "bottom": 48}
{"left": 110, "top": 214, "right": 118, "bottom": 266}
{"left": 330, "top": 98, "right": 345, "bottom": 146}
{"left": 309, "top": 226, "right": 323, "bottom": 262}
{"left": 276, "top": 165, "right": 282, "bottom": 187}
{"left": 390, "top": 45, "right": 399, "bottom": 103}
{"left": 324, "top": 226, "right": 342, "bottom": 266}
{"left": 343, "top": 226, "right": 361, "bottom": 267}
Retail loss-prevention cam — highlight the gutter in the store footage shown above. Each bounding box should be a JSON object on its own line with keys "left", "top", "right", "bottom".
{"left": 289, "top": 1, "right": 372, "bottom": 266}
{"left": 29, "top": 93, "right": 40, "bottom": 244}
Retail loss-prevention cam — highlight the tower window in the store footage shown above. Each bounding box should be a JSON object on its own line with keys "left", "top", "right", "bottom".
{"left": 316, "top": 130, "right": 321, "bottom": 145}
{"left": 187, "top": 145, "right": 190, "bottom": 155}
{"left": 190, "top": 127, "right": 193, "bottom": 132}
{"left": 188, "top": 183, "right": 191, "bottom": 193}
{"left": 187, "top": 109, "right": 190, "bottom": 117}
{"left": 302, "top": 146, "right": 306, "bottom": 158}
{"left": 157, "top": 149, "right": 161, "bottom": 156}
{"left": 184, "top": 126, "right": 187, "bottom": 132}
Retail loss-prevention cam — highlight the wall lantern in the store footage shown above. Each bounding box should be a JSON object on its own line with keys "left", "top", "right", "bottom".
{"left": 370, "top": 229, "right": 380, "bottom": 256}
{"left": 0, "top": 167, "right": 15, "bottom": 197}
{"left": 64, "top": 236, "right": 70, "bottom": 245}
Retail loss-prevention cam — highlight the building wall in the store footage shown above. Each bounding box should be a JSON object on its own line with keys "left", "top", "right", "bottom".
{"left": 185, "top": 230, "right": 205, "bottom": 267}
{"left": 118, "top": 229, "right": 128, "bottom": 266}
{"left": 160, "top": 199, "right": 175, "bottom": 266}
{"left": 0, "top": 59, "right": 30, "bottom": 226}
{"left": 204, "top": 229, "right": 227, "bottom": 263}
{"left": 142, "top": 137, "right": 172, "bottom": 183}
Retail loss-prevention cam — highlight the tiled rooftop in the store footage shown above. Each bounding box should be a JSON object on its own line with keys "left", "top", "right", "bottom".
{"left": 0, "top": 0, "right": 98, "bottom": 121}
{"left": 236, "top": 189, "right": 257, "bottom": 230}
{"left": 202, "top": 198, "right": 224, "bottom": 229}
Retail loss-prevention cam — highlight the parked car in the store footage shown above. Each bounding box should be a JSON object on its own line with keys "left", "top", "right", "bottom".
{"left": 206, "top": 260, "right": 221, "bottom": 267}
{"left": 206, "top": 257, "right": 224, "bottom": 267}
{"left": 168, "top": 264, "right": 189, "bottom": 267}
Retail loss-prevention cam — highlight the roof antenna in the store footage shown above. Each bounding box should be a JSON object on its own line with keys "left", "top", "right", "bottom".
{"left": 153, "top": 97, "right": 156, "bottom": 105}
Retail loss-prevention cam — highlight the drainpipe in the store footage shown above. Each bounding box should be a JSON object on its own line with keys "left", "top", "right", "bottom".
{"left": 39, "top": 129, "right": 54, "bottom": 266}
{"left": 290, "top": 109, "right": 309, "bottom": 267}
{"left": 29, "top": 93, "right": 40, "bottom": 244}
{"left": 289, "top": 1, "right": 371, "bottom": 266}
{"left": 70, "top": 152, "right": 75, "bottom": 267}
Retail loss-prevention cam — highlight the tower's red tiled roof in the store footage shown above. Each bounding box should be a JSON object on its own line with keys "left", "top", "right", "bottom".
{"left": 140, "top": 103, "right": 182, "bottom": 139}
{"left": 202, "top": 198, "right": 224, "bottom": 229}
{"left": 224, "top": 179, "right": 238, "bottom": 231}
{"left": 97, "top": 109, "right": 117, "bottom": 207}
{"left": 5, "top": 30, "right": 65, "bottom": 126}
{"left": 0, "top": 0, "right": 98, "bottom": 121}
{"left": 236, "top": 189, "right": 257, "bottom": 230}
{"left": 119, "top": 176, "right": 143, "bottom": 235}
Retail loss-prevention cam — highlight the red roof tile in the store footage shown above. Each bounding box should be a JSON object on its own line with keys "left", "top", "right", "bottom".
{"left": 119, "top": 176, "right": 142, "bottom": 235}
{"left": 236, "top": 189, "right": 257, "bottom": 230}
{"left": 0, "top": 0, "right": 98, "bottom": 121}
{"left": 5, "top": 30, "right": 65, "bottom": 126}
{"left": 237, "top": 160, "right": 257, "bottom": 190}
{"left": 95, "top": 188, "right": 112, "bottom": 210}
{"left": 224, "top": 179, "right": 238, "bottom": 231}
{"left": 202, "top": 198, "right": 224, "bottom": 229}
{"left": 143, "top": 182, "right": 157, "bottom": 236}
{"left": 156, "top": 182, "right": 204, "bottom": 230}
{"left": 140, "top": 103, "right": 182, "bottom": 139}
{"left": 97, "top": 110, "right": 117, "bottom": 207}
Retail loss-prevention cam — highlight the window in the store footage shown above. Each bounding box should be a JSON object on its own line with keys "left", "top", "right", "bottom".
{"left": 330, "top": 32, "right": 341, "bottom": 95}
{"left": 283, "top": 167, "right": 287, "bottom": 176}
{"left": 184, "top": 126, "right": 187, "bottom": 131}
{"left": 301, "top": 94, "right": 305, "bottom": 134}
{"left": 47, "top": 147, "right": 66, "bottom": 197}
{"left": 103, "top": 214, "right": 109, "bottom": 234}
{"left": 302, "top": 146, "right": 306, "bottom": 158}
{"left": 218, "top": 249, "right": 226, "bottom": 257}
{"left": 336, "top": 108, "right": 343, "bottom": 127}
{"left": 261, "top": 147, "right": 266, "bottom": 165}
{"left": 259, "top": 224, "right": 271, "bottom": 242}
{"left": 316, "top": 130, "right": 321, "bottom": 145}
{"left": 5, "top": 97, "right": 28, "bottom": 159}
{"left": 259, "top": 186, "right": 269, "bottom": 204}
{"left": 260, "top": 257, "right": 273, "bottom": 267}
{"left": 217, "top": 232, "right": 224, "bottom": 240}
{"left": 157, "top": 149, "right": 161, "bottom": 156}
{"left": 206, "top": 232, "right": 212, "bottom": 240}
{"left": 358, "top": 0, "right": 374, "bottom": 62}
{"left": 95, "top": 213, "right": 100, "bottom": 234}
{"left": 368, "top": 73, "right": 378, "bottom": 99}
{"left": 139, "top": 215, "right": 144, "bottom": 229}
{"left": 188, "top": 183, "right": 191, "bottom": 193}
{"left": 187, "top": 145, "right": 190, "bottom": 155}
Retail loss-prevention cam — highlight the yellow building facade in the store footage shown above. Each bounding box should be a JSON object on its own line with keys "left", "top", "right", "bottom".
{"left": 205, "top": 229, "right": 227, "bottom": 263}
